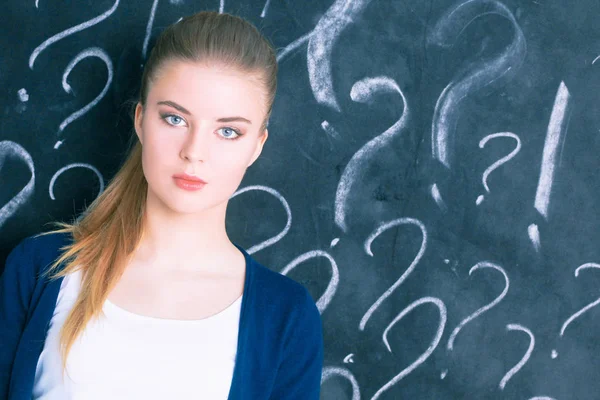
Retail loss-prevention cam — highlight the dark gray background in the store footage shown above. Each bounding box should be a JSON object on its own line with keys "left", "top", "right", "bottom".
{"left": 2, "top": 1, "right": 600, "bottom": 399}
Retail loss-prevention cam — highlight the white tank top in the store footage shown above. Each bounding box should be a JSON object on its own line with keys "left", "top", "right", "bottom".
{"left": 32, "top": 268, "right": 242, "bottom": 399}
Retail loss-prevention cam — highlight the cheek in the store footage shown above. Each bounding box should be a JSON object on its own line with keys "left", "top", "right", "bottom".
{"left": 214, "top": 142, "right": 255, "bottom": 170}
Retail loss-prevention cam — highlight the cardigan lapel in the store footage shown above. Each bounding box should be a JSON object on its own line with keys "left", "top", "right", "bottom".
{"left": 9, "top": 275, "right": 63, "bottom": 400}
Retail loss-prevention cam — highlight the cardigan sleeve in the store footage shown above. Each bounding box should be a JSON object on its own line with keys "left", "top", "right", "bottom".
{"left": 0, "top": 237, "right": 36, "bottom": 398}
{"left": 269, "top": 287, "right": 324, "bottom": 400}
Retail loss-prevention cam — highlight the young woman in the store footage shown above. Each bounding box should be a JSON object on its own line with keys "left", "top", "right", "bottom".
{"left": 0, "top": 11, "right": 324, "bottom": 400}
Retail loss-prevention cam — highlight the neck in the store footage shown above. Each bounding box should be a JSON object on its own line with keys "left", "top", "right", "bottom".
{"left": 134, "top": 192, "right": 238, "bottom": 273}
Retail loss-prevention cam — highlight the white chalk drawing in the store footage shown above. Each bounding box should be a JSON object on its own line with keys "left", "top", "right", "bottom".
{"left": 49, "top": 163, "right": 104, "bottom": 200}
{"left": 534, "top": 81, "right": 571, "bottom": 219}
{"left": 592, "top": 55, "right": 600, "bottom": 65}
{"left": 29, "top": 0, "right": 119, "bottom": 69}
{"left": 560, "top": 263, "right": 600, "bottom": 337}
{"left": 447, "top": 262, "right": 509, "bottom": 351}
{"left": 476, "top": 132, "right": 521, "bottom": 205}
{"left": 430, "top": 183, "right": 447, "bottom": 211}
{"left": 321, "top": 367, "right": 361, "bottom": 400}
{"left": 360, "top": 218, "right": 426, "bottom": 331}
{"left": 230, "top": 185, "right": 291, "bottom": 254}
{"left": 335, "top": 77, "right": 409, "bottom": 232}
{"left": 499, "top": 324, "right": 535, "bottom": 390}
{"left": 142, "top": 0, "right": 161, "bottom": 60}
{"left": 280, "top": 250, "right": 339, "bottom": 313}
{"left": 18, "top": 89, "right": 29, "bottom": 102}
{"left": 430, "top": 0, "right": 526, "bottom": 168}
{"left": 321, "top": 120, "right": 342, "bottom": 140}
{"left": 260, "top": 0, "right": 272, "bottom": 18}
{"left": 527, "top": 223, "right": 541, "bottom": 252}
{"left": 0, "top": 141, "right": 35, "bottom": 228}
{"left": 343, "top": 353, "right": 354, "bottom": 363}
{"left": 277, "top": 32, "right": 313, "bottom": 63}
{"left": 307, "top": 0, "right": 371, "bottom": 111}
{"left": 55, "top": 47, "right": 113, "bottom": 149}
{"left": 371, "top": 297, "right": 447, "bottom": 400}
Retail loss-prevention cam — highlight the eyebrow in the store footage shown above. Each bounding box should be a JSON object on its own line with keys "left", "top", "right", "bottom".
{"left": 157, "top": 100, "right": 253, "bottom": 124}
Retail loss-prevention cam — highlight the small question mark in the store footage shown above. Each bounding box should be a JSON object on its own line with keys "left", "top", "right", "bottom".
{"left": 476, "top": 132, "right": 521, "bottom": 205}
{"left": 553, "top": 263, "right": 600, "bottom": 358}
{"left": 55, "top": 47, "right": 113, "bottom": 149}
{"left": 447, "top": 261, "right": 509, "bottom": 351}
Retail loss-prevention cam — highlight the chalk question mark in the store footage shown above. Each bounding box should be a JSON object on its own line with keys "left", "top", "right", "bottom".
{"left": 307, "top": 0, "right": 371, "bottom": 112}
{"left": 554, "top": 263, "right": 600, "bottom": 359}
{"left": 55, "top": 48, "right": 113, "bottom": 149}
{"left": 429, "top": 0, "right": 526, "bottom": 169}
{"left": 0, "top": 141, "right": 35, "bottom": 229}
{"left": 476, "top": 132, "right": 521, "bottom": 205}
{"left": 230, "top": 185, "right": 292, "bottom": 255}
{"left": 29, "top": 0, "right": 119, "bottom": 69}
{"left": 428, "top": 0, "right": 526, "bottom": 208}
{"left": 335, "top": 77, "right": 409, "bottom": 232}
{"left": 447, "top": 261, "right": 509, "bottom": 351}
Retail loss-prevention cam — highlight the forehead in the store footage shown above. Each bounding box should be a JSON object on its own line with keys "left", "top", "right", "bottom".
{"left": 147, "top": 60, "right": 267, "bottom": 118}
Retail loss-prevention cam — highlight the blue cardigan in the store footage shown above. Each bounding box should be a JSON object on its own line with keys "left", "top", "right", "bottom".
{"left": 0, "top": 232, "right": 324, "bottom": 399}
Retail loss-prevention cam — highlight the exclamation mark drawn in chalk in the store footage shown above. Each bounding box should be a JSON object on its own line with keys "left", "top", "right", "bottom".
{"left": 528, "top": 81, "right": 571, "bottom": 252}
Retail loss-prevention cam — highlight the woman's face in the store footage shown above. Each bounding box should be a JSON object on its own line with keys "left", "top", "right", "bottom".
{"left": 134, "top": 60, "right": 269, "bottom": 215}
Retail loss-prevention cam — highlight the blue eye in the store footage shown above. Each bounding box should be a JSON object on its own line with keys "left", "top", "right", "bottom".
{"left": 162, "top": 114, "right": 186, "bottom": 126}
{"left": 217, "top": 127, "right": 241, "bottom": 140}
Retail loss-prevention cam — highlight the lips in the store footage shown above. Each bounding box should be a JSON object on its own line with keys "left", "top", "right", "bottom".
{"left": 173, "top": 173, "right": 206, "bottom": 183}
{"left": 173, "top": 173, "right": 207, "bottom": 191}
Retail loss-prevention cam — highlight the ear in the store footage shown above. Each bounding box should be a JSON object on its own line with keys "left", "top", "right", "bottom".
{"left": 248, "top": 129, "right": 269, "bottom": 167}
{"left": 134, "top": 102, "right": 144, "bottom": 144}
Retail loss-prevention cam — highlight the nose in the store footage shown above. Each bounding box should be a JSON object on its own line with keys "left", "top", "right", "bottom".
{"left": 179, "top": 125, "right": 211, "bottom": 163}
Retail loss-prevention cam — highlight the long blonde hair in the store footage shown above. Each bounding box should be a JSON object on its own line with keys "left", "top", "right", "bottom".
{"left": 37, "top": 10, "right": 277, "bottom": 371}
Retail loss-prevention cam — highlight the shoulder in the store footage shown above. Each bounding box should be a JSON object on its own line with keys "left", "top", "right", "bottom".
{"left": 4, "top": 230, "right": 72, "bottom": 275}
{"left": 251, "top": 256, "right": 317, "bottom": 310}
{"left": 248, "top": 255, "right": 323, "bottom": 336}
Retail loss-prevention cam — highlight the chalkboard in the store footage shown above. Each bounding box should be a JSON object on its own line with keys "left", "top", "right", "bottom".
{"left": 2, "top": 1, "right": 600, "bottom": 399}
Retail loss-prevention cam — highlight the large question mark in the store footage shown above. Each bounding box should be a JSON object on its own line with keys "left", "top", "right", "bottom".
{"left": 0, "top": 141, "right": 35, "bottom": 229}
{"left": 307, "top": 0, "right": 372, "bottom": 112}
{"left": 229, "top": 185, "right": 291, "bottom": 255}
{"left": 499, "top": 324, "right": 535, "bottom": 390}
{"left": 49, "top": 163, "right": 105, "bottom": 200}
{"left": 359, "top": 218, "right": 426, "bottom": 331}
{"left": 54, "top": 48, "right": 113, "bottom": 149}
{"left": 447, "top": 261, "right": 510, "bottom": 351}
{"left": 429, "top": 0, "right": 526, "bottom": 203}
{"left": 320, "top": 367, "right": 361, "bottom": 400}
{"left": 335, "top": 77, "right": 409, "bottom": 232}
{"left": 476, "top": 132, "right": 521, "bottom": 205}
{"left": 280, "top": 250, "right": 339, "bottom": 313}
{"left": 555, "top": 263, "right": 600, "bottom": 359}
{"left": 29, "top": 0, "right": 119, "bottom": 69}
{"left": 371, "top": 297, "right": 447, "bottom": 400}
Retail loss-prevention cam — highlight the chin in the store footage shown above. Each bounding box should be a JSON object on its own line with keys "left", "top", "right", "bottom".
{"left": 165, "top": 194, "right": 228, "bottom": 216}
